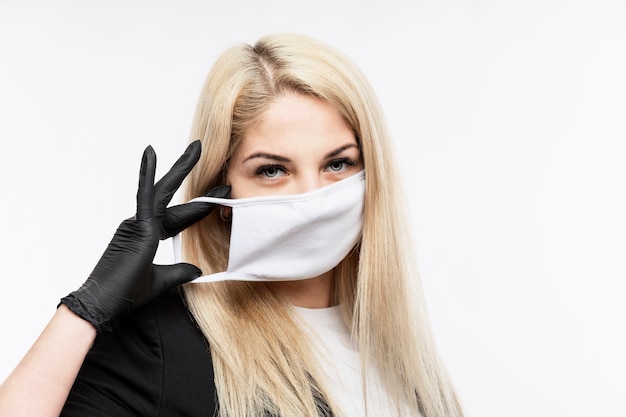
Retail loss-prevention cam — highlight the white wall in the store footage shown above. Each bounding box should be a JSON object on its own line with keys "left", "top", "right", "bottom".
{"left": 1, "top": 1, "right": 625, "bottom": 416}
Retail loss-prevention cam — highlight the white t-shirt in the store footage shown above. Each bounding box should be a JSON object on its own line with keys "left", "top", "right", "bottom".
{"left": 294, "top": 305, "right": 416, "bottom": 417}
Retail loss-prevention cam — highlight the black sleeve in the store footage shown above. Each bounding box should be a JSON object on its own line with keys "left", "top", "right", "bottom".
{"left": 61, "top": 288, "right": 217, "bottom": 417}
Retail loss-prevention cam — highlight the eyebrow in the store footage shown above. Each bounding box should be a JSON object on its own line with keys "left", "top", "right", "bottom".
{"left": 242, "top": 143, "right": 359, "bottom": 163}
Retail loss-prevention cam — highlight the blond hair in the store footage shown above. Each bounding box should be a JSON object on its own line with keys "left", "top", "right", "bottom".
{"left": 182, "top": 33, "right": 463, "bottom": 417}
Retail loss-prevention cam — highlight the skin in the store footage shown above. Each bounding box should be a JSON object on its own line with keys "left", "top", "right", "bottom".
{"left": 226, "top": 92, "right": 363, "bottom": 308}
{"left": 0, "top": 305, "right": 96, "bottom": 417}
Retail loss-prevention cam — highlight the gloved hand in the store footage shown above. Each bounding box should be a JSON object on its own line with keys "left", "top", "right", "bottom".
{"left": 60, "top": 140, "right": 229, "bottom": 332}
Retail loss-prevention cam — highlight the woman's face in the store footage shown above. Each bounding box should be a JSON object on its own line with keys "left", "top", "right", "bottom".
{"left": 226, "top": 93, "right": 362, "bottom": 198}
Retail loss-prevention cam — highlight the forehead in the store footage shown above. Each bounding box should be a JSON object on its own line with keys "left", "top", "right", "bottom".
{"left": 234, "top": 93, "right": 356, "bottom": 157}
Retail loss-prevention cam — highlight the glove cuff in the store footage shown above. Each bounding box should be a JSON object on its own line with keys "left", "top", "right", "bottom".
{"left": 59, "top": 292, "right": 112, "bottom": 333}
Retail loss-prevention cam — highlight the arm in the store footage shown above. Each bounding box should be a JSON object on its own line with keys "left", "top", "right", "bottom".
{"left": 0, "top": 141, "right": 228, "bottom": 417}
{"left": 0, "top": 306, "right": 96, "bottom": 417}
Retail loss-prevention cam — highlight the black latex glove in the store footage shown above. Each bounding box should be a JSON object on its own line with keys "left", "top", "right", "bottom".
{"left": 60, "top": 140, "right": 229, "bottom": 332}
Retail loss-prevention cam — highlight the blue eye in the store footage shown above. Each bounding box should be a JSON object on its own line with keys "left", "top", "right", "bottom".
{"left": 255, "top": 165, "right": 285, "bottom": 178}
{"left": 326, "top": 158, "right": 356, "bottom": 172}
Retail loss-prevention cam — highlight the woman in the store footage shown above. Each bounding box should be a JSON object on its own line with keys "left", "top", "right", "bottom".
{"left": 0, "top": 33, "right": 463, "bottom": 417}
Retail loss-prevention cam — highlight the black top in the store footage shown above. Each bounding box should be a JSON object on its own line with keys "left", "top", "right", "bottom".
{"left": 61, "top": 288, "right": 217, "bottom": 417}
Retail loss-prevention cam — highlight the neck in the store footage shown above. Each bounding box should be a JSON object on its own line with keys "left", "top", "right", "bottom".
{"left": 271, "top": 270, "right": 335, "bottom": 308}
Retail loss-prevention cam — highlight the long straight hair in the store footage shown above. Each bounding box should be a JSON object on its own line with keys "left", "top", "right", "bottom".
{"left": 182, "top": 33, "right": 463, "bottom": 417}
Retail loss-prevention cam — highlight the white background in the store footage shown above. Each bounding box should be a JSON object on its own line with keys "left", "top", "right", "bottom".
{"left": 1, "top": 1, "right": 625, "bottom": 416}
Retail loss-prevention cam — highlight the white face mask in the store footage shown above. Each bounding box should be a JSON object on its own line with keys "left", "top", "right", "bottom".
{"left": 172, "top": 171, "right": 365, "bottom": 283}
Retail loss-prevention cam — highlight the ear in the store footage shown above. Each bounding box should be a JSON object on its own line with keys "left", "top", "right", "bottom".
{"left": 219, "top": 206, "right": 232, "bottom": 222}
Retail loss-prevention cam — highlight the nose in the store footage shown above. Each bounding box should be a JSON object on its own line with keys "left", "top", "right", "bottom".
{"left": 293, "top": 173, "right": 325, "bottom": 194}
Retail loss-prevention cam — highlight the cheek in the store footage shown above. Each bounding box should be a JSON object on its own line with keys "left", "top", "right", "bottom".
{"left": 226, "top": 175, "right": 252, "bottom": 199}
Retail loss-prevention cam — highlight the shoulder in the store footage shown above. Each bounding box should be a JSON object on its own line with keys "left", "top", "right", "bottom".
{"left": 61, "top": 288, "right": 216, "bottom": 417}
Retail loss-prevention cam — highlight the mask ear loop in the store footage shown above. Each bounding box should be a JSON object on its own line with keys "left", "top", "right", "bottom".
{"left": 172, "top": 201, "right": 230, "bottom": 263}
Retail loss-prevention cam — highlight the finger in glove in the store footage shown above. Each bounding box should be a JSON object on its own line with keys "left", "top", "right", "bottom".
{"left": 161, "top": 185, "right": 231, "bottom": 239}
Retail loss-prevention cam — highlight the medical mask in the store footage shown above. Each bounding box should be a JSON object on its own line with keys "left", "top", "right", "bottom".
{"left": 172, "top": 171, "right": 365, "bottom": 283}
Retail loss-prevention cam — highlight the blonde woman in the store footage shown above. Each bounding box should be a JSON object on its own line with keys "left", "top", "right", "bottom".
{"left": 0, "top": 34, "right": 463, "bottom": 417}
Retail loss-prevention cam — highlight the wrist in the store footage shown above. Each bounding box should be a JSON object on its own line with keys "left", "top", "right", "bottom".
{"left": 56, "top": 304, "right": 98, "bottom": 340}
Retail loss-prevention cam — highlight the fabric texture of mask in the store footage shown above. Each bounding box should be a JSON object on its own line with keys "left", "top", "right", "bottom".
{"left": 172, "top": 171, "right": 365, "bottom": 283}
